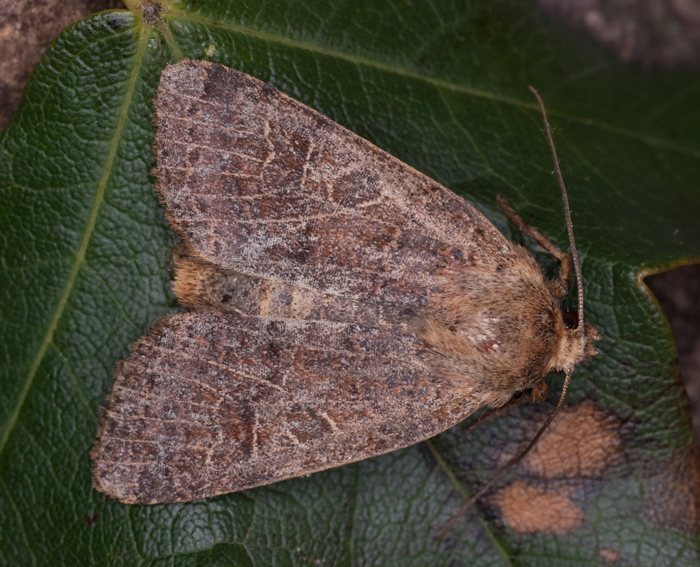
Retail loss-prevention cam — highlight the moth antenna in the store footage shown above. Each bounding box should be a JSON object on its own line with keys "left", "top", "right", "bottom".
{"left": 437, "top": 88, "right": 583, "bottom": 539}
{"left": 528, "top": 86, "right": 585, "bottom": 331}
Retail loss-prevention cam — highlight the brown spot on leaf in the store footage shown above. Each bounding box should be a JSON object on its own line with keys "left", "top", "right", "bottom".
{"left": 599, "top": 547, "right": 621, "bottom": 563}
{"left": 493, "top": 480, "right": 583, "bottom": 534}
{"left": 524, "top": 401, "right": 623, "bottom": 478}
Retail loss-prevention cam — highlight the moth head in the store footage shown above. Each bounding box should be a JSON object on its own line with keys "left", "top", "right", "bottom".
{"left": 550, "top": 320, "right": 601, "bottom": 376}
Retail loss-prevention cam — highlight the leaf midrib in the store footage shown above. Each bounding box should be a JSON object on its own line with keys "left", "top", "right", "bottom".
{"left": 166, "top": 6, "right": 700, "bottom": 160}
{"left": 0, "top": 18, "right": 150, "bottom": 460}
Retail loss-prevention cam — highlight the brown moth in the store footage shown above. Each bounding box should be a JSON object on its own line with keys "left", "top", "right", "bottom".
{"left": 91, "top": 60, "right": 599, "bottom": 505}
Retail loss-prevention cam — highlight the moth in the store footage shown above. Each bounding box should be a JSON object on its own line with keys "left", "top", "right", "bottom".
{"left": 92, "top": 60, "right": 600, "bottom": 504}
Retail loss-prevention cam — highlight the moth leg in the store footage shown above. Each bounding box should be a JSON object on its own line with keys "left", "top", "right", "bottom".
{"left": 496, "top": 195, "right": 571, "bottom": 299}
{"left": 455, "top": 381, "right": 550, "bottom": 436}
{"left": 494, "top": 380, "right": 549, "bottom": 413}
{"left": 520, "top": 380, "right": 549, "bottom": 404}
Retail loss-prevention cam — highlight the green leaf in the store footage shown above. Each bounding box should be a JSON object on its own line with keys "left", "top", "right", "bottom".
{"left": 1, "top": 0, "right": 698, "bottom": 564}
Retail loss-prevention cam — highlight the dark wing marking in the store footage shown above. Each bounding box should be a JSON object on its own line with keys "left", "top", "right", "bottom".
{"left": 92, "top": 311, "right": 483, "bottom": 504}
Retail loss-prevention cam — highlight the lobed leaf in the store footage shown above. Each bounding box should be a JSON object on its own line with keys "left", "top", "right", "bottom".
{"left": 1, "top": 1, "right": 698, "bottom": 564}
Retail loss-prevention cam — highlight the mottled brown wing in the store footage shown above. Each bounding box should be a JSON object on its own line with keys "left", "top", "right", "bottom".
{"left": 92, "top": 311, "right": 481, "bottom": 504}
{"left": 154, "top": 61, "right": 514, "bottom": 310}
